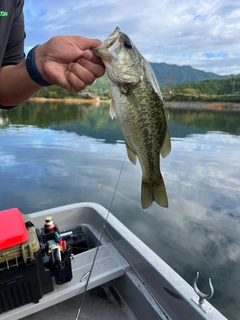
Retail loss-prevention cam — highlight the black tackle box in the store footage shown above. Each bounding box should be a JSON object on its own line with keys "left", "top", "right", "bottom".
{"left": 0, "top": 208, "right": 53, "bottom": 313}
{"left": 0, "top": 208, "right": 89, "bottom": 314}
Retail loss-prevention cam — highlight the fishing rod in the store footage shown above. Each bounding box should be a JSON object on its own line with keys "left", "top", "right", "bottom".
{"left": 75, "top": 154, "right": 126, "bottom": 320}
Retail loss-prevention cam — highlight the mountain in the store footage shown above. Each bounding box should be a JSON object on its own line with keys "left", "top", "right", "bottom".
{"left": 92, "top": 62, "right": 235, "bottom": 90}
{"left": 149, "top": 62, "right": 231, "bottom": 87}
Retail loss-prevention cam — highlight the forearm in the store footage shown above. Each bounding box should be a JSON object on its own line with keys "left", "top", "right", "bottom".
{"left": 0, "top": 60, "right": 42, "bottom": 107}
{"left": 0, "top": 36, "right": 105, "bottom": 107}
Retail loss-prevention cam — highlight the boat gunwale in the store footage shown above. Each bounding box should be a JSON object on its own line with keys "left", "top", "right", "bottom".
{"left": 28, "top": 202, "right": 227, "bottom": 320}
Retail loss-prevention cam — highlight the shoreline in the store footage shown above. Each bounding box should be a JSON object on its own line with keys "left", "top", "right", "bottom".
{"left": 29, "top": 98, "right": 240, "bottom": 111}
{"left": 164, "top": 101, "right": 240, "bottom": 111}
{"left": 29, "top": 97, "right": 110, "bottom": 104}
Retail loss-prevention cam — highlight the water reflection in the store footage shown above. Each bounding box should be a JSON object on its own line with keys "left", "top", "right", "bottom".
{"left": 0, "top": 101, "right": 240, "bottom": 319}
{"left": 1, "top": 101, "right": 239, "bottom": 138}
{"left": 166, "top": 108, "right": 240, "bottom": 136}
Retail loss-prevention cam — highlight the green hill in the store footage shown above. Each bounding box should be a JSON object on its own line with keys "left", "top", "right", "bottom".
{"left": 150, "top": 62, "right": 230, "bottom": 87}
{"left": 91, "top": 62, "right": 235, "bottom": 90}
{"left": 175, "top": 77, "right": 240, "bottom": 96}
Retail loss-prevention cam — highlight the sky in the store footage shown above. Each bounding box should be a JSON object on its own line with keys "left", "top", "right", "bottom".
{"left": 23, "top": 0, "right": 240, "bottom": 76}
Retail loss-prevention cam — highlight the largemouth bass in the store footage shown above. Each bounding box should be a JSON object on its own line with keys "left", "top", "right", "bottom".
{"left": 92, "top": 27, "right": 171, "bottom": 209}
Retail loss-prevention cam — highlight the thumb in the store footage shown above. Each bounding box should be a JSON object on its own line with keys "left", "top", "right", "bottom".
{"left": 82, "top": 50, "right": 93, "bottom": 60}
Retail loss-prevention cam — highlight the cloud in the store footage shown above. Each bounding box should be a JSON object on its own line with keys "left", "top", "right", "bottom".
{"left": 23, "top": 0, "right": 240, "bottom": 75}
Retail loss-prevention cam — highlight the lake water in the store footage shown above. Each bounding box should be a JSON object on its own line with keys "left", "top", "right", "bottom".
{"left": 0, "top": 101, "right": 239, "bottom": 319}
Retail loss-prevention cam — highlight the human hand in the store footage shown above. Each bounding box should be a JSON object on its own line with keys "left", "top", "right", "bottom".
{"left": 35, "top": 36, "right": 105, "bottom": 92}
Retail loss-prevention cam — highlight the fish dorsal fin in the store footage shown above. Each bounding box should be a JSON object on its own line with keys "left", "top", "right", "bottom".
{"left": 125, "top": 140, "right": 137, "bottom": 165}
{"left": 160, "top": 126, "right": 171, "bottom": 158}
{"left": 138, "top": 57, "right": 162, "bottom": 98}
{"left": 110, "top": 98, "right": 117, "bottom": 119}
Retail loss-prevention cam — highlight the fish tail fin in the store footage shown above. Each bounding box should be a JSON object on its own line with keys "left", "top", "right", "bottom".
{"left": 141, "top": 174, "right": 168, "bottom": 209}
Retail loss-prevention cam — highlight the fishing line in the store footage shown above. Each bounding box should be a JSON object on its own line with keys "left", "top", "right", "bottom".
{"left": 75, "top": 154, "right": 126, "bottom": 320}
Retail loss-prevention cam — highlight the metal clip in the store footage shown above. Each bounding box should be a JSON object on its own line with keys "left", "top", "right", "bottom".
{"left": 80, "top": 271, "right": 90, "bottom": 282}
{"left": 192, "top": 272, "right": 214, "bottom": 313}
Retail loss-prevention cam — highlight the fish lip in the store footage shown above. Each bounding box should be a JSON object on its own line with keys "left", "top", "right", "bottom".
{"left": 91, "top": 27, "right": 122, "bottom": 55}
{"left": 104, "top": 27, "right": 122, "bottom": 49}
{"left": 109, "top": 26, "right": 121, "bottom": 37}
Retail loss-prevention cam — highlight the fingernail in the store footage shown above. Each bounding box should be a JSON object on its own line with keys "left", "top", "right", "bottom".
{"left": 83, "top": 50, "right": 93, "bottom": 60}
{"left": 68, "top": 62, "right": 73, "bottom": 69}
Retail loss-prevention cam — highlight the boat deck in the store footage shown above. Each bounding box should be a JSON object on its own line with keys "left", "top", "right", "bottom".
{"left": 23, "top": 284, "right": 134, "bottom": 320}
{"left": 0, "top": 242, "right": 132, "bottom": 320}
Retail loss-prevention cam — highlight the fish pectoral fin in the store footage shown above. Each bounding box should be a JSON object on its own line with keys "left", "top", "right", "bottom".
{"left": 125, "top": 141, "right": 137, "bottom": 165}
{"left": 160, "top": 127, "right": 171, "bottom": 158}
{"left": 127, "top": 88, "right": 141, "bottom": 111}
{"left": 141, "top": 175, "right": 168, "bottom": 209}
{"left": 109, "top": 98, "right": 117, "bottom": 119}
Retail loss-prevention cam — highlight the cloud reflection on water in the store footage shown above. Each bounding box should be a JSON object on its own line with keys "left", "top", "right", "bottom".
{"left": 0, "top": 123, "right": 239, "bottom": 319}
{"left": 111, "top": 131, "right": 240, "bottom": 317}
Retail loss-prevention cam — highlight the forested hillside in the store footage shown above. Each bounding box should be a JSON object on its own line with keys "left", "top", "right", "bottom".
{"left": 32, "top": 62, "right": 239, "bottom": 102}
{"left": 166, "top": 76, "right": 240, "bottom": 102}
{"left": 175, "top": 77, "right": 240, "bottom": 95}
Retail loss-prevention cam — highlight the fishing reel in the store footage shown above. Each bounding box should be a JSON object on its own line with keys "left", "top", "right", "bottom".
{"left": 36, "top": 217, "right": 88, "bottom": 285}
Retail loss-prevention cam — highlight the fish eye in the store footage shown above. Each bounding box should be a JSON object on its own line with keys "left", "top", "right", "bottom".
{"left": 124, "top": 40, "right": 132, "bottom": 49}
{"left": 122, "top": 34, "right": 132, "bottom": 49}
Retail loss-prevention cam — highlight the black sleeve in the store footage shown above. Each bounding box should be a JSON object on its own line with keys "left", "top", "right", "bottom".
{"left": 1, "top": 0, "right": 26, "bottom": 67}
{"left": 0, "top": 0, "right": 26, "bottom": 109}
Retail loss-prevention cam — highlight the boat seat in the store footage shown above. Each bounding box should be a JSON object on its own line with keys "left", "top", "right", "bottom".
{"left": 1, "top": 243, "right": 130, "bottom": 320}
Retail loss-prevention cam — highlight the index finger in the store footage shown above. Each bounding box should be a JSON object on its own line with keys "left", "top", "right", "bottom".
{"left": 74, "top": 36, "right": 102, "bottom": 50}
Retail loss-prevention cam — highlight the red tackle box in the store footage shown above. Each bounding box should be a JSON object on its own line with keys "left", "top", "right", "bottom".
{"left": 0, "top": 208, "right": 29, "bottom": 250}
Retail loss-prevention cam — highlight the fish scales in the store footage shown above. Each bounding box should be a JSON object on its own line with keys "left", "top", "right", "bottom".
{"left": 120, "top": 81, "right": 165, "bottom": 178}
{"left": 92, "top": 27, "right": 171, "bottom": 209}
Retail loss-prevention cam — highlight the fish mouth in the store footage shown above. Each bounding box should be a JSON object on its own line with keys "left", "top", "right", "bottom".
{"left": 104, "top": 26, "right": 122, "bottom": 49}
{"left": 103, "top": 27, "right": 132, "bottom": 50}
{"left": 92, "top": 27, "right": 122, "bottom": 56}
